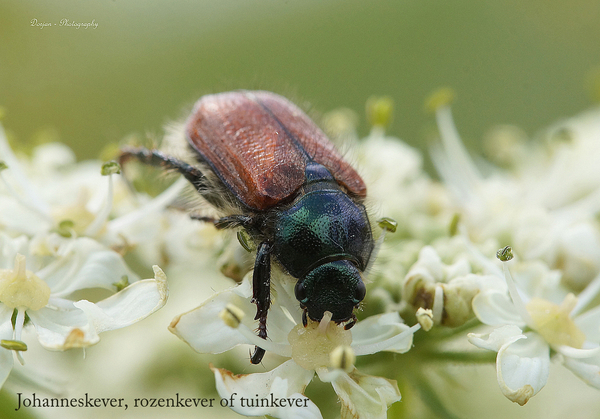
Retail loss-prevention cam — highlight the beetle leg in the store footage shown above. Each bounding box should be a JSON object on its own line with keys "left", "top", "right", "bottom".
{"left": 190, "top": 214, "right": 253, "bottom": 229}
{"left": 119, "top": 146, "right": 209, "bottom": 189}
{"left": 344, "top": 313, "right": 357, "bottom": 330}
{"left": 214, "top": 215, "right": 254, "bottom": 229}
{"left": 189, "top": 215, "right": 218, "bottom": 224}
{"left": 250, "top": 241, "right": 272, "bottom": 364}
{"left": 251, "top": 346, "right": 266, "bottom": 365}
{"left": 302, "top": 309, "right": 308, "bottom": 327}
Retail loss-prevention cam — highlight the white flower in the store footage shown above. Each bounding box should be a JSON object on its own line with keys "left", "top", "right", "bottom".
{"left": 169, "top": 269, "right": 420, "bottom": 419}
{"left": 352, "top": 130, "right": 456, "bottom": 316}
{"left": 0, "top": 232, "right": 168, "bottom": 388}
{"left": 0, "top": 123, "right": 187, "bottom": 264}
{"left": 430, "top": 99, "right": 600, "bottom": 292}
{"left": 402, "top": 241, "right": 506, "bottom": 327}
{"left": 356, "top": 130, "right": 452, "bottom": 242}
{"left": 426, "top": 94, "right": 600, "bottom": 405}
{"left": 467, "top": 247, "right": 600, "bottom": 405}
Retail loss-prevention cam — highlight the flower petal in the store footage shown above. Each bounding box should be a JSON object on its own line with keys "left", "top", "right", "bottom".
{"left": 561, "top": 352, "right": 600, "bottom": 389}
{"left": 72, "top": 265, "right": 168, "bottom": 333}
{"left": 28, "top": 305, "right": 98, "bottom": 349}
{"left": 169, "top": 277, "right": 256, "bottom": 354}
{"left": 472, "top": 289, "right": 526, "bottom": 327}
{"left": 256, "top": 269, "right": 303, "bottom": 344}
{"left": 497, "top": 332, "right": 550, "bottom": 405}
{"left": 319, "top": 368, "right": 401, "bottom": 419}
{"left": 212, "top": 359, "right": 320, "bottom": 419}
{"left": 39, "top": 237, "right": 139, "bottom": 296}
{"left": 468, "top": 324, "right": 525, "bottom": 352}
{"left": 468, "top": 326, "right": 550, "bottom": 404}
{"left": 0, "top": 198, "right": 51, "bottom": 236}
{"left": 29, "top": 266, "right": 167, "bottom": 350}
{"left": 351, "top": 312, "right": 413, "bottom": 353}
{"left": 170, "top": 272, "right": 297, "bottom": 355}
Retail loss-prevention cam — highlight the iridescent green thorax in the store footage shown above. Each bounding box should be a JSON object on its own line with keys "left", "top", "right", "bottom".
{"left": 271, "top": 162, "right": 373, "bottom": 322}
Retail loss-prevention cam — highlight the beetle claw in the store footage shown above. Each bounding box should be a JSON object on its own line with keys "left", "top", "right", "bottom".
{"left": 250, "top": 346, "right": 266, "bottom": 364}
{"left": 344, "top": 313, "right": 357, "bottom": 330}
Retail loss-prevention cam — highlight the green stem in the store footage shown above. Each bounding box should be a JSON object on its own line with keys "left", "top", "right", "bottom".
{"left": 412, "top": 372, "right": 463, "bottom": 419}
{"left": 421, "top": 350, "right": 496, "bottom": 364}
{"left": 426, "top": 318, "right": 482, "bottom": 340}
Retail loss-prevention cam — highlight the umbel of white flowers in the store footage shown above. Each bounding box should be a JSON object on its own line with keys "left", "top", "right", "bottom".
{"left": 0, "top": 123, "right": 170, "bottom": 389}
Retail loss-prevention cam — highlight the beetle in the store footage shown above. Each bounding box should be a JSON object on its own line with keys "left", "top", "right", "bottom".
{"left": 120, "top": 91, "right": 374, "bottom": 364}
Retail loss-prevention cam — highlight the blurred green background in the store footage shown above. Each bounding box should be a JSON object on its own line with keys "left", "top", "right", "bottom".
{"left": 2, "top": 0, "right": 600, "bottom": 160}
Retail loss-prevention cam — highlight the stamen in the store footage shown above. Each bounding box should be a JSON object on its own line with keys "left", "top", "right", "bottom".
{"left": 449, "top": 213, "right": 460, "bottom": 236}
{"left": 14, "top": 308, "right": 25, "bottom": 341}
{"left": 556, "top": 345, "right": 600, "bottom": 359}
{"left": 47, "top": 297, "right": 76, "bottom": 310}
{"left": 560, "top": 293, "right": 578, "bottom": 314}
{"left": 435, "top": 105, "right": 482, "bottom": 190}
{"left": 377, "top": 217, "right": 398, "bottom": 234}
{"left": 429, "top": 94, "right": 483, "bottom": 207}
{"left": 366, "top": 96, "right": 394, "bottom": 130}
{"left": 234, "top": 322, "right": 291, "bottom": 358}
{"left": 84, "top": 162, "right": 119, "bottom": 236}
{"left": 416, "top": 307, "right": 434, "bottom": 331}
{"left": 219, "top": 304, "right": 245, "bottom": 328}
{"left": 571, "top": 270, "right": 600, "bottom": 317}
{"left": 364, "top": 217, "right": 397, "bottom": 277}
{"left": 496, "top": 246, "right": 513, "bottom": 262}
{"left": 502, "top": 263, "right": 535, "bottom": 328}
{"left": 0, "top": 339, "right": 27, "bottom": 351}
{"left": 330, "top": 345, "right": 355, "bottom": 372}
{"left": 318, "top": 311, "right": 333, "bottom": 335}
{"left": 425, "top": 87, "right": 455, "bottom": 113}
{"left": 106, "top": 177, "right": 187, "bottom": 233}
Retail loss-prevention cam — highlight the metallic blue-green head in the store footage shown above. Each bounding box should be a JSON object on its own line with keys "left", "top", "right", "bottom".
{"left": 294, "top": 260, "right": 366, "bottom": 323}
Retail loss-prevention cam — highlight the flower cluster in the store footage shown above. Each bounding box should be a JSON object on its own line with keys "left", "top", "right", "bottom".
{"left": 0, "top": 124, "right": 169, "bottom": 389}
{"left": 2, "top": 91, "right": 600, "bottom": 419}
{"left": 424, "top": 91, "right": 600, "bottom": 406}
